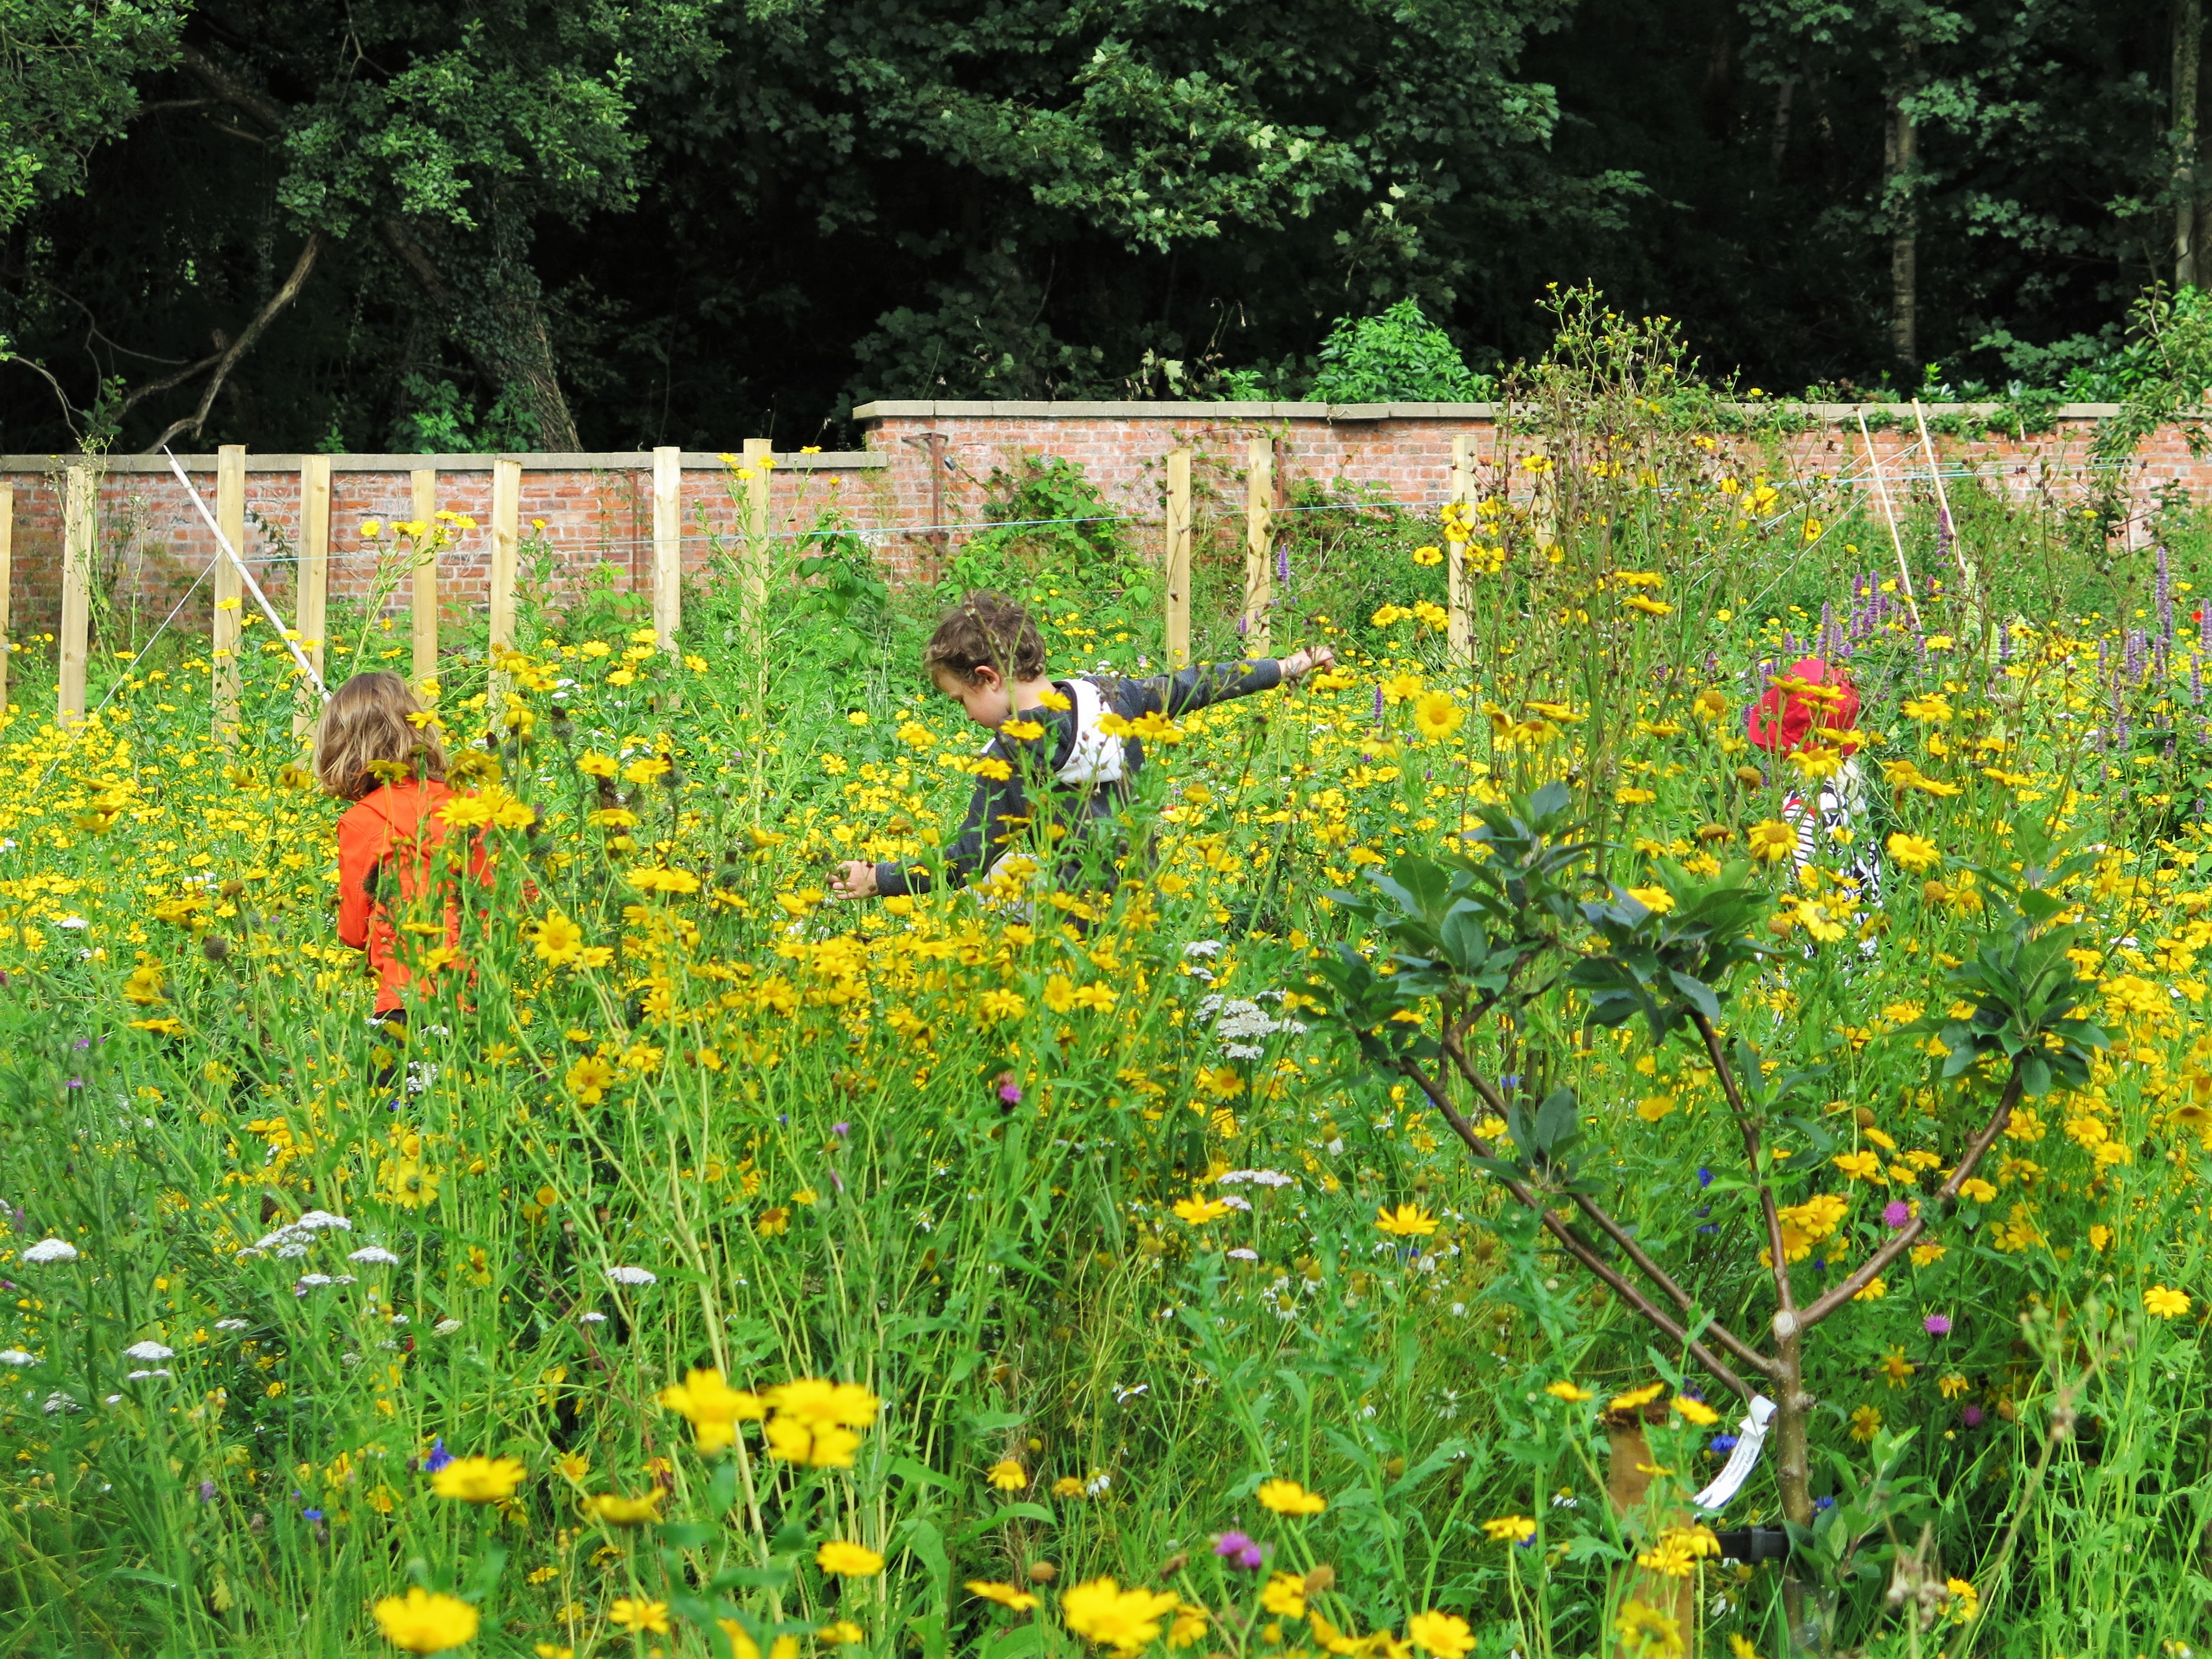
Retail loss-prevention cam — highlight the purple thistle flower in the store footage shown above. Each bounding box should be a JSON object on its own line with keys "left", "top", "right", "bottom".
{"left": 1882, "top": 1200, "right": 1911, "bottom": 1229}
{"left": 996, "top": 1074, "right": 1022, "bottom": 1105}
{"left": 1213, "top": 1530, "right": 1266, "bottom": 1571}
{"left": 1924, "top": 1314, "right": 1952, "bottom": 1336}
{"left": 1962, "top": 1404, "right": 1984, "bottom": 1428}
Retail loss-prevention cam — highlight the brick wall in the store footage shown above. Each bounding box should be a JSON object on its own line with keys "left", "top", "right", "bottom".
{"left": 0, "top": 450, "right": 894, "bottom": 646}
{"left": 0, "top": 402, "right": 2185, "bottom": 656}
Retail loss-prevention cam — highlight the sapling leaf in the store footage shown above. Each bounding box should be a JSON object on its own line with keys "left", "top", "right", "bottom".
{"left": 1532, "top": 1086, "right": 1578, "bottom": 1157}
{"left": 1666, "top": 968, "right": 1721, "bottom": 1023}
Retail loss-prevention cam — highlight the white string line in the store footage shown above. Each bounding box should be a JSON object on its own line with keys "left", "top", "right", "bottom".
{"left": 162, "top": 449, "right": 327, "bottom": 700}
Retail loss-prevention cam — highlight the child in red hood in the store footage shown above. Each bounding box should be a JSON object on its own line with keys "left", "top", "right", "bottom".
{"left": 314, "top": 672, "right": 492, "bottom": 1033}
{"left": 1745, "top": 655, "right": 1880, "bottom": 915}
{"left": 1746, "top": 656, "right": 1862, "bottom": 756}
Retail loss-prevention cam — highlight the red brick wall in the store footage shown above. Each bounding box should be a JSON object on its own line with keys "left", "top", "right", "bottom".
{"left": 0, "top": 404, "right": 2182, "bottom": 660}
{"left": 0, "top": 451, "right": 894, "bottom": 648}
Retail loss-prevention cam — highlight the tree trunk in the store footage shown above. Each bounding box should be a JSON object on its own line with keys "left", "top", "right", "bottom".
{"left": 2179, "top": 0, "right": 2204, "bottom": 289}
{"left": 377, "top": 214, "right": 581, "bottom": 451}
{"left": 1884, "top": 65, "right": 1918, "bottom": 380}
{"left": 482, "top": 286, "right": 581, "bottom": 452}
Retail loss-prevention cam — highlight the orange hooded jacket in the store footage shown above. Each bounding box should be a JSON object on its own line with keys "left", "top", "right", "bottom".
{"left": 335, "top": 778, "right": 492, "bottom": 1014}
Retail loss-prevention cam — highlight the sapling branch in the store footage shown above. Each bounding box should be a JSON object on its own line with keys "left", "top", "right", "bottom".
{"left": 1393, "top": 1055, "right": 1769, "bottom": 1397}
{"left": 1437, "top": 1026, "right": 1775, "bottom": 1375}
{"left": 1795, "top": 1063, "right": 2027, "bottom": 1331}
{"left": 1690, "top": 1010, "right": 1799, "bottom": 1326}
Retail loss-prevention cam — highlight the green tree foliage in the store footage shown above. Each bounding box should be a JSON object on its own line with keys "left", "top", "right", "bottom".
{"left": 0, "top": 0, "right": 178, "bottom": 231}
{"left": 0, "top": 0, "right": 2203, "bottom": 450}
{"left": 1309, "top": 301, "right": 1495, "bottom": 402}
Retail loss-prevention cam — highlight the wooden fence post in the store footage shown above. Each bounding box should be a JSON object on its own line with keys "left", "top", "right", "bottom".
{"left": 294, "top": 456, "right": 330, "bottom": 740}
{"left": 1448, "top": 433, "right": 1475, "bottom": 663}
{"left": 410, "top": 467, "right": 437, "bottom": 687}
{"left": 1242, "top": 436, "right": 1273, "bottom": 656}
{"left": 652, "top": 446, "right": 682, "bottom": 649}
{"left": 58, "top": 463, "right": 94, "bottom": 727}
{"left": 1165, "top": 446, "right": 1192, "bottom": 670}
{"left": 488, "top": 456, "right": 521, "bottom": 710}
{"left": 212, "top": 445, "right": 245, "bottom": 742}
{"left": 742, "top": 437, "right": 773, "bottom": 616}
{"left": 0, "top": 484, "right": 12, "bottom": 715}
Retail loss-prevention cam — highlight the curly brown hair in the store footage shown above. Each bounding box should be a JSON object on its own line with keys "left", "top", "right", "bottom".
{"left": 922, "top": 591, "right": 1048, "bottom": 685}
{"left": 313, "top": 672, "right": 447, "bottom": 801}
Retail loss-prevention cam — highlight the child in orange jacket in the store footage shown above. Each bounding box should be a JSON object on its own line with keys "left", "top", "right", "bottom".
{"left": 314, "top": 672, "right": 492, "bottom": 1026}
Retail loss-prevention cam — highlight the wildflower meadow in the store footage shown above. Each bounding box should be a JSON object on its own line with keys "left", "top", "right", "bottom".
{"left": 5, "top": 307, "right": 2212, "bottom": 1659}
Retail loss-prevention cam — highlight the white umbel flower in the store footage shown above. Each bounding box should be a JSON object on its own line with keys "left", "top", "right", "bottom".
{"left": 123, "top": 1341, "right": 175, "bottom": 1362}
{"left": 604, "top": 1265, "right": 657, "bottom": 1286}
{"left": 349, "top": 1246, "right": 401, "bottom": 1265}
{"left": 22, "top": 1238, "right": 78, "bottom": 1264}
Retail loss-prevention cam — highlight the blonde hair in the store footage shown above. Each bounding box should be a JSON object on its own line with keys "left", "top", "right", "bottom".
{"left": 313, "top": 672, "right": 446, "bottom": 801}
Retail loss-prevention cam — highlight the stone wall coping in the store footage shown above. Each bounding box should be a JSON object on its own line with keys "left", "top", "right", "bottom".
{"left": 0, "top": 450, "right": 886, "bottom": 473}
{"left": 852, "top": 399, "right": 2129, "bottom": 423}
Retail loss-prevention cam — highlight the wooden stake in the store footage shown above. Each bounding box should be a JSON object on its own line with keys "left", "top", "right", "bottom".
{"left": 1856, "top": 410, "right": 1924, "bottom": 630}
{"left": 410, "top": 466, "right": 437, "bottom": 688}
{"left": 1448, "top": 433, "right": 1476, "bottom": 662}
{"left": 213, "top": 444, "right": 245, "bottom": 740}
{"left": 742, "top": 437, "right": 772, "bottom": 616}
{"left": 652, "top": 446, "right": 682, "bottom": 649}
{"left": 1242, "top": 436, "right": 1273, "bottom": 656}
{"left": 59, "top": 464, "right": 93, "bottom": 726}
{"left": 488, "top": 456, "right": 521, "bottom": 709}
{"left": 1165, "top": 446, "right": 1192, "bottom": 669}
{"left": 295, "top": 456, "right": 330, "bottom": 740}
{"left": 0, "top": 484, "right": 12, "bottom": 716}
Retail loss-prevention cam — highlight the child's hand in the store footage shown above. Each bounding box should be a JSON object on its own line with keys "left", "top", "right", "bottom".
{"left": 1281, "top": 643, "right": 1337, "bottom": 682}
{"left": 829, "top": 859, "right": 879, "bottom": 900}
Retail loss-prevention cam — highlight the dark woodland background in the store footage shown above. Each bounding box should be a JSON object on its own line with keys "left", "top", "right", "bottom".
{"left": 3, "top": 0, "right": 2209, "bottom": 453}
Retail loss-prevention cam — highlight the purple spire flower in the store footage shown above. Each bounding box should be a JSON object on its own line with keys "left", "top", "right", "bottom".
{"left": 2159, "top": 546, "right": 2174, "bottom": 657}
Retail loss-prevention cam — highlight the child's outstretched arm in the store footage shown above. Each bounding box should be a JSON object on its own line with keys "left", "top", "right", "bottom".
{"left": 1128, "top": 644, "right": 1335, "bottom": 719}
{"left": 830, "top": 726, "right": 1056, "bottom": 900}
